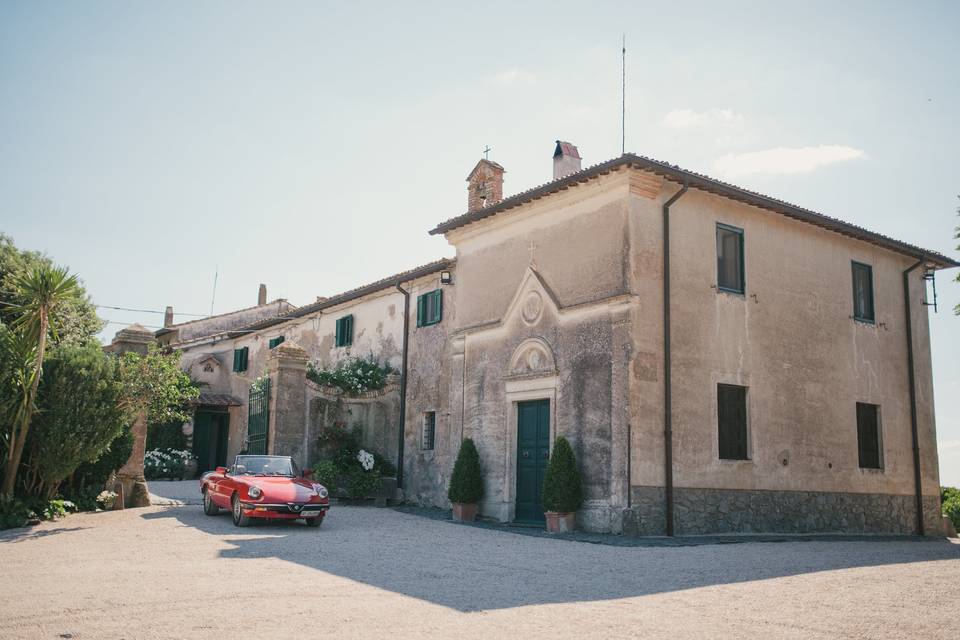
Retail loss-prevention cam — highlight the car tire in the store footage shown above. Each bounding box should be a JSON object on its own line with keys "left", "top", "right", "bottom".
{"left": 203, "top": 489, "right": 219, "bottom": 515}
{"left": 231, "top": 494, "right": 250, "bottom": 527}
{"left": 305, "top": 515, "right": 323, "bottom": 528}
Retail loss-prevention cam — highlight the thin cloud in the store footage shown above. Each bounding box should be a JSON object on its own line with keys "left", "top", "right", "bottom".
{"left": 713, "top": 145, "right": 866, "bottom": 178}
{"left": 489, "top": 68, "right": 536, "bottom": 85}
{"left": 663, "top": 108, "right": 743, "bottom": 129}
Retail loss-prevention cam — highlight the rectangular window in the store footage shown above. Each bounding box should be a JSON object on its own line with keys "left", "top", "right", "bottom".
{"left": 422, "top": 411, "right": 436, "bottom": 450}
{"left": 232, "top": 347, "right": 249, "bottom": 373}
{"left": 852, "top": 262, "right": 875, "bottom": 323}
{"left": 335, "top": 315, "right": 353, "bottom": 347}
{"left": 856, "top": 403, "right": 882, "bottom": 469}
{"left": 268, "top": 336, "right": 285, "bottom": 349}
{"left": 416, "top": 289, "right": 443, "bottom": 327}
{"left": 717, "top": 384, "right": 748, "bottom": 460}
{"left": 716, "top": 224, "right": 745, "bottom": 294}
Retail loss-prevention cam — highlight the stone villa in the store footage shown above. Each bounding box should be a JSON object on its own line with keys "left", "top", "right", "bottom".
{"left": 138, "top": 142, "right": 958, "bottom": 536}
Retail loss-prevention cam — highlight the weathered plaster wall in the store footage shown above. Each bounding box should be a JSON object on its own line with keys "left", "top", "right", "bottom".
{"left": 402, "top": 270, "right": 457, "bottom": 508}
{"left": 626, "top": 171, "right": 941, "bottom": 533}
{"left": 177, "top": 288, "right": 407, "bottom": 464}
{"left": 444, "top": 174, "right": 634, "bottom": 531}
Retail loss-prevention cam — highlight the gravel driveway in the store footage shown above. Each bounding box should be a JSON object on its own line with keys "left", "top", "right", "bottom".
{"left": 0, "top": 497, "right": 958, "bottom": 639}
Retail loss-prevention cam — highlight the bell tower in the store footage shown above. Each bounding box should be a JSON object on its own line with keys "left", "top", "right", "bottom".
{"left": 466, "top": 158, "right": 505, "bottom": 212}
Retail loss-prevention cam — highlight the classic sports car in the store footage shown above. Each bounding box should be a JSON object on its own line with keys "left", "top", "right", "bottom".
{"left": 200, "top": 455, "right": 330, "bottom": 527}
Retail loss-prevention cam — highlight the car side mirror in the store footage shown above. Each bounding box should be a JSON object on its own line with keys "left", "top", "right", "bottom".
{"left": 302, "top": 469, "right": 313, "bottom": 478}
{"left": 215, "top": 466, "right": 227, "bottom": 474}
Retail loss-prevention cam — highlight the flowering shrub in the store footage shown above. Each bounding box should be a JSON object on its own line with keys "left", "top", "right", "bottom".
{"left": 96, "top": 490, "right": 117, "bottom": 510}
{"left": 357, "top": 449, "right": 375, "bottom": 471}
{"left": 307, "top": 358, "right": 395, "bottom": 396}
{"left": 144, "top": 448, "right": 195, "bottom": 480}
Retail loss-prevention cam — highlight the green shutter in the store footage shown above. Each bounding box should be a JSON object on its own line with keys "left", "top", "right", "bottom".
{"left": 233, "top": 349, "right": 240, "bottom": 372}
{"left": 268, "top": 336, "right": 284, "bottom": 349}
{"left": 241, "top": 347, "right": 249, "bottom": 372}
{"left": 416, "top": 294, "right": 425, "bottom": 327}
{"left": 346, "top": 315, "right": 353, "bottom": 346}
{"left": 335, "top": 318, "right": 342, "bottom": 346}
{"left": 433, "top": 289, "right": 442, "bottom": 324}
{"left": 335, "top": 315, "right": 353, "bottom": 347}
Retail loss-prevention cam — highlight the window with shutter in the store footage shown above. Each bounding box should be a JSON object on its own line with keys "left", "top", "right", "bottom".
{"left": 717, "top": 384, "right": 748, "bottom": 460}
{"left": 417, "top": 289, "right": 443, "bottom": 327}
{"left": 335, "top": 315, "right": 353, "bottom": 347}
{"left": 268, "top": 336, "right": 285, "bottom": 349}
{"left": 852, "top": 262, "right": 875, "bottom": 323}
{"left": 856, "top": 403, "right": 882, "bottom": 469}
{"left": 716, "top": 224, "right": 745, "bottom": 294}
{"left": 233, "top": 347, "right": 249, "bottom": 373}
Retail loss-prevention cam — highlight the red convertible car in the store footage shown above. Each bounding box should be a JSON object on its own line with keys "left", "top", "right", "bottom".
{"left": 200, "top": 455, "right": 330, "bottom": 527}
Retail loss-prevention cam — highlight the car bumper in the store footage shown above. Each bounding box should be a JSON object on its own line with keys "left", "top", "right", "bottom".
{"left": 239, "top": 502, "right": 329, "bottom": 519}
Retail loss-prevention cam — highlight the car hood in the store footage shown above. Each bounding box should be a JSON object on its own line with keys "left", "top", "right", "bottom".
{"left": 240, "top": 476, "right": 324, "bottom": 502}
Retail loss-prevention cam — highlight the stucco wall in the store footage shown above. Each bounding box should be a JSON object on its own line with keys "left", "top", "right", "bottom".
{"left": 626, "top": 172, "right": 941, "bottom": 532}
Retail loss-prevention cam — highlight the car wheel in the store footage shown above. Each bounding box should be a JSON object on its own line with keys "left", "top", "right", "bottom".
{"left": 202, "top": 489, "right": 219, "bottom": 515}
{"left": 305, "top": 515, "right": 323, "bottom": 528}
{"left": 231, "top": 494, "right": 250, "bottom": 527}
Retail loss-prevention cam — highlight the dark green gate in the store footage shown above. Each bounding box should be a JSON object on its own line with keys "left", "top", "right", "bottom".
{"left": 247, "top": 379, "right": 270, "bottom": 455}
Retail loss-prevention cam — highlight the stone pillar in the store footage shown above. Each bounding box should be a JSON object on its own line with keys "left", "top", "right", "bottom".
{"left": 107, "top": 323, "right": 156, "bottom": 508}
{"left": 267, "top": 341, "right": 309, "bottom": 468}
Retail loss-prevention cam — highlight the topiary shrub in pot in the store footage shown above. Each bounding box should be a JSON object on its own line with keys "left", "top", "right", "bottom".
{"left": 448, "top": 438, "right": 483, "bottom": 522}
{"left": 542, "top": 436, "right": 583, "bottom": 533}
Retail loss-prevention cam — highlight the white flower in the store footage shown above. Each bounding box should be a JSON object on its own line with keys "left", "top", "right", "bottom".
{"left": 357, "top": 449, "right": 375, "bottom": 471}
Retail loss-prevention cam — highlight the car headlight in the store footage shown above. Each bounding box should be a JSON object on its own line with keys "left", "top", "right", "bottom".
{"left": 316, "top": 485, "right": 328, "bottom": 499}
{"left": 248, "top": 486, "right": 262, "bottom": 499}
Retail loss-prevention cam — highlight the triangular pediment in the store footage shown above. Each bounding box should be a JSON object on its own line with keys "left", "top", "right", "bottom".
{"left": 502, "top": 266, "right": 561, "bottom": 328}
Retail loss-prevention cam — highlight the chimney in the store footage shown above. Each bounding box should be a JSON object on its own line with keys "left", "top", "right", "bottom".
{"left": 258, "top": 284, "right": 267, "bottom": 306}
{"left": 553, "top": 141, "right": 581, "bottom": 180}
{"left": 163, "top": 306, "right": 174, "bottom": 328}
{"left": 466, "top": 159, "right": 505, "bottom": 212}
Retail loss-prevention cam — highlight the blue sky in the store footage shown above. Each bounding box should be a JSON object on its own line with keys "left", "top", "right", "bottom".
{"left": 1, "top": 1, "right": 958, "bottom": 484}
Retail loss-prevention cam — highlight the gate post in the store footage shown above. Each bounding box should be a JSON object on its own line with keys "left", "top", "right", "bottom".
{"left": 107, "top": 324, "right": 155, "bottom": 508}
{"left": 267, "top": 341, "right": 309, "bottom": 468}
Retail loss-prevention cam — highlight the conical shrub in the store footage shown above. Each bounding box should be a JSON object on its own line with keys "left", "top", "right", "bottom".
{"left": 447, "top": 438, "right": 483, "bottom": 504}
{"left": 542, "top": 436, "right": 583, "bottom": 513}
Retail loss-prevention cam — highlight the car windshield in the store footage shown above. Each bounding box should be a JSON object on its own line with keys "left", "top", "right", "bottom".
{"left": 232, "top": 455, "right": 299, "bottom": 477}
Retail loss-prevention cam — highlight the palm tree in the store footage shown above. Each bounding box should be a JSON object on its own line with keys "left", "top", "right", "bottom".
{"left": 1, "top": 265, "right": 79, "bottom": 497}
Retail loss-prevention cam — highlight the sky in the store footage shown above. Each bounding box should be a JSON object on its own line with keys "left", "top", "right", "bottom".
{"left": 1, "top": 1, "right": 958, "bottom": 484}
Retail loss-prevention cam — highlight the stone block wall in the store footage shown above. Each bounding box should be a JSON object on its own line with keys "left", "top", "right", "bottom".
{"left": 623, "top": 486, "right": 941, "bottom": 536}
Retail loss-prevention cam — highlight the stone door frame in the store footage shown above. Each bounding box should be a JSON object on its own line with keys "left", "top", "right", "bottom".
{"left": 500, "top": 375, "right": 558, "bottom": 523}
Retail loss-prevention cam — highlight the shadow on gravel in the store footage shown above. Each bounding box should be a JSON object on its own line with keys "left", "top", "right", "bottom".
{"left": 143, "top": 505, "right": 960, "bottom": 613}
{"left": 0, "top": 526, "right": 90, "bottom": 544}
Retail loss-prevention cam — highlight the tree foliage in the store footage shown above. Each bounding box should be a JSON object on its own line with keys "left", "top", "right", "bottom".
{"left": 117, "top": 347, "right": 198, "bottom": 426}
{"left": 0, "top": 234, "right": 103, "bottom": 347}
{"left": 541, "top": 436, "right": 583, "bottom": 513}
{"left": 25, "top": 343, "right": 127, "bottom": 497}
{"left": 448, "top": 438, "right": 483, "bottom": 504}
{"left": 1, "top": 263, "right": 82, "bottom": 496}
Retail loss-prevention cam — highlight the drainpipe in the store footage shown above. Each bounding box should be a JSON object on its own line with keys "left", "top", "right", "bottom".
{"left": 662, "top": 181, "right": 688, "bottom": 537}
{"left": 395, "top": 283, "right": 411, "bottom": 490}
{"left": 902, "top": 259, "right": 925, "bottom": 535}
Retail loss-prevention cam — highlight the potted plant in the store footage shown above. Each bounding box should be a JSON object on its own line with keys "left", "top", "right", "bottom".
{"left": 448, "top": 438, "right": 483, "bottom": 522}
{"left": 542, "top": 436, "right": 583, "bottom": 533}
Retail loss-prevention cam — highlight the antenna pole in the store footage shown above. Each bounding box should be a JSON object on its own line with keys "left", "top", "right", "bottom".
{"left": 210, "top": 266, "right": 218, "bottom": 316}
{"left": 621, "top": 34, "right": 626, "bottom": 155}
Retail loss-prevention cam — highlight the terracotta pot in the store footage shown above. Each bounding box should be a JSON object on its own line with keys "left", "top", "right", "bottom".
{"left": 452, "top": 502, "right": 478, "bottom": 522}
{"left": 545, "top": 511, "right": 575, "bottom": 533}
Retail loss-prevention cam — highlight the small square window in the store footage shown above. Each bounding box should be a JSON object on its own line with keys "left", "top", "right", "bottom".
{"left": 718, "top": 383, "right": 748, "bottom": 460}
{"left": 268, "top": 335, "right": 285, "bottom": 349}
{"left": 852, "top": 262, "right": 875, "bottom": 323}
{"left": 856, "top": 403, "right": 882, "bottom": 469}
{"left": 716, "top": 224, "right": 745, "bottom": 294}
{"left": 421, "top": 412, "right": 436, "bottom": 451}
